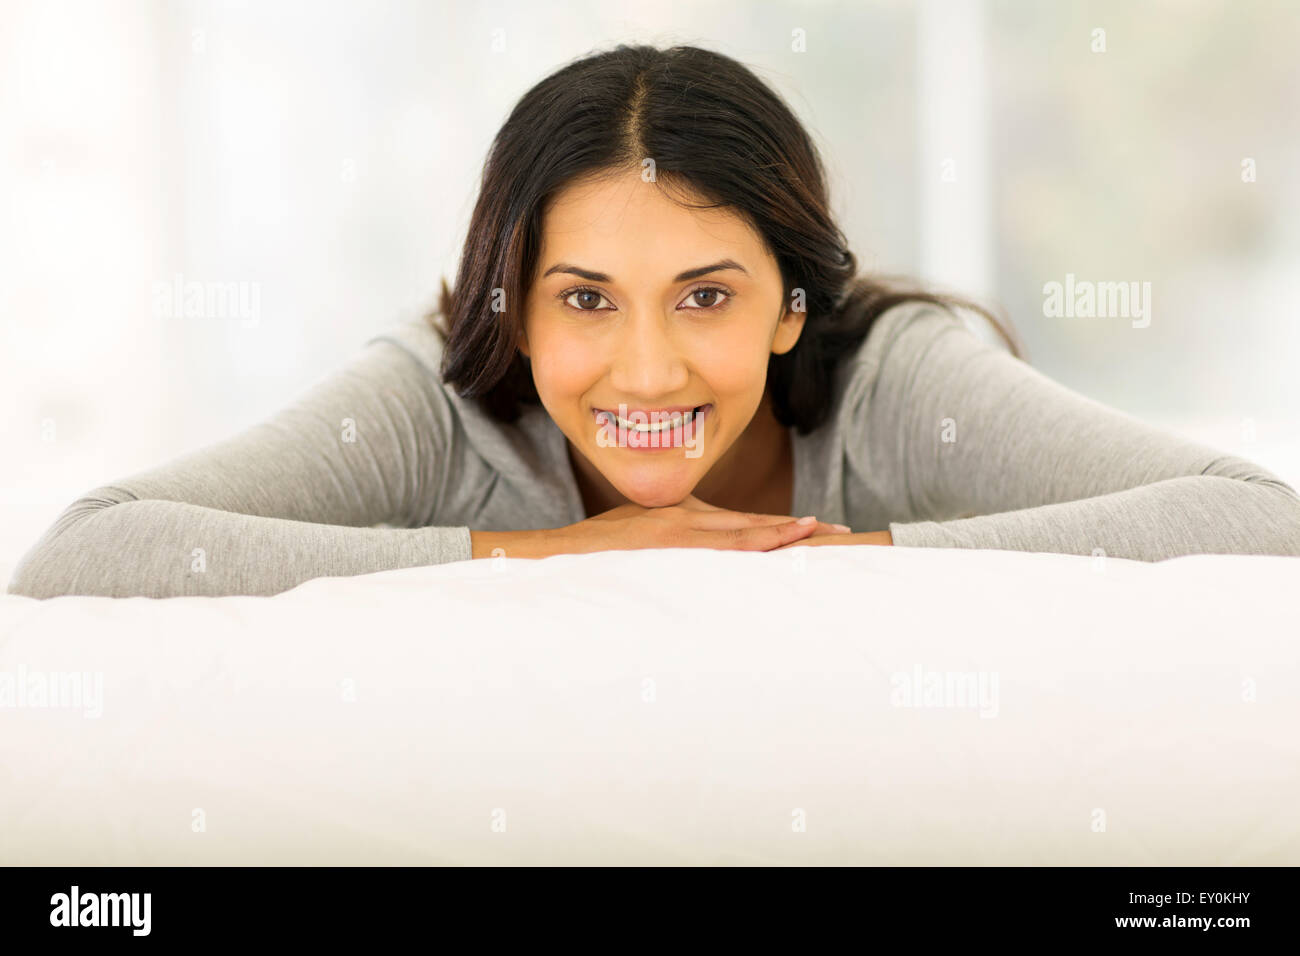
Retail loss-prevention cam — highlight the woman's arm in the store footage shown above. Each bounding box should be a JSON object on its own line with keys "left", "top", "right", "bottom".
{"left": 855, "top": 304, "right": 1300, "bottom": 561}
{"left": 6, "top": 329, "right": 474, "bottom": 599}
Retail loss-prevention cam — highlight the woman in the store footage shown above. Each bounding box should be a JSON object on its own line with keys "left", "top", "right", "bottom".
{"left": 9, "top": 44, "right": 1300, "bottom": 599}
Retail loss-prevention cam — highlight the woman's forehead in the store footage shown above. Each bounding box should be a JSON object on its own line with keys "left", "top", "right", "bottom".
{"left": 538, "top": 173, "right": 769, "bottom": 271}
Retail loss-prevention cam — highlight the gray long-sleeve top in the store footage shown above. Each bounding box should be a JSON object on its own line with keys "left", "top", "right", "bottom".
{"left": 9, "top": 301, "right": 1300, "bottom": 598}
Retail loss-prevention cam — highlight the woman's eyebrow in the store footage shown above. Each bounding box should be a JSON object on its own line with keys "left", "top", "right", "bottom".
{"left": 541, "top": 259, "right": 750, "bottom": 282}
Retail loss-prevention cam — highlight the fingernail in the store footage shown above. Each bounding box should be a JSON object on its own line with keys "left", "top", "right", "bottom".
{"left": 832, "top": 523, "right": 852, "bottom": 533}
{"left": 796, "top": 515, "right": 817, "bottom": 526}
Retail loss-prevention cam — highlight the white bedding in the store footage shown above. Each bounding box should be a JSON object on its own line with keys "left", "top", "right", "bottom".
{"left": 1, "top": 544, "right": 1297, "bottom": 865}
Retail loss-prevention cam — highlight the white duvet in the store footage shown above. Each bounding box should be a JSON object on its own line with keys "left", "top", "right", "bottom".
{"left": 1, "top": 544, "right": 1297, "bottom": 865}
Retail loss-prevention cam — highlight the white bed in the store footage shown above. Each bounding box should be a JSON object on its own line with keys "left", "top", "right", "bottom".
{"left": 1, "top": 544, "right": 1296, "bottom": 865}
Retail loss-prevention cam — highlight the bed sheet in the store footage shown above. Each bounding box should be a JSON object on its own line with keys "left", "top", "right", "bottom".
{"left": 1, "top": 545, "right": 1296, "bottom": 864}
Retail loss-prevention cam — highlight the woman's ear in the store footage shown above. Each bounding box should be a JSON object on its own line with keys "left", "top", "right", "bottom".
{"left": 770, "top": 302, "right": 807, "bottom": 356}
{"left": 516, "top": 325, "right": 530, "bottom": 359}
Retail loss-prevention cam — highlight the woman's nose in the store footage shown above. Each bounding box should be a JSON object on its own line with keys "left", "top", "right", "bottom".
{"left": 609, "top": 314, "right": 690, "bottom": 396}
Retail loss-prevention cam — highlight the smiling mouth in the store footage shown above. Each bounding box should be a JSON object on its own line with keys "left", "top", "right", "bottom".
{"left": 592, "top": 403, "right": 712, "bottom": 451}
{"left": 594, "top": 404, "right": 709, "bottom": 432}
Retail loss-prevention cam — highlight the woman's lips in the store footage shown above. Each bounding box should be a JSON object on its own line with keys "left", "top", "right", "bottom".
{"left": 594, "top": 404, "right": 711, "bottom": 451}
{"left": 596, "top": 404, "right": 697, "bottom": 417}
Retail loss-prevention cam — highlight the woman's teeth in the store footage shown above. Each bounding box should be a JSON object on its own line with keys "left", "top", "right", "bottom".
{"left": 602, "top": 406, "right": 702, "bottom": 432}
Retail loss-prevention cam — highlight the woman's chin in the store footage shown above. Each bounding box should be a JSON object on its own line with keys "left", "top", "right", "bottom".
{"left": 606, "top": 470, "right": 699, "bottom": 509}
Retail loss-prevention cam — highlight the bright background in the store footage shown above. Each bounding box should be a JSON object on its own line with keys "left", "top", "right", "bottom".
{"left": 3, "top": 0, "right": 1298, "bottom": 585}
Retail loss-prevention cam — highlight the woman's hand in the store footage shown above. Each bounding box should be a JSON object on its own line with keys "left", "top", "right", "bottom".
{"left": 547, "top": 494, "right": 852, "bottom": 556}
{"left": 773, "top": 529, "right": 893, "bottom": 548}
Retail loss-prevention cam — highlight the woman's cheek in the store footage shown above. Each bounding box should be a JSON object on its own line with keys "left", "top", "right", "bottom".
{"left": 702, "top": 333, "right": 772, "bottom": 402}
{"left": 531, "top": 332, "right": 603, "bottom": 410}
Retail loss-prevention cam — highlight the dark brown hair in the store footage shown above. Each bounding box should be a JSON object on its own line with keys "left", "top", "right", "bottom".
{"left": 433, "top": 43, "right": 1020, "bottom": 434}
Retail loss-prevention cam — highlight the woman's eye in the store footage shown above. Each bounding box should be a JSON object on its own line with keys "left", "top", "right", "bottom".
{"left": 680, "top": 287, "right": 731, "bottom": 310}
{"left": 563, "top": 289, "right": 612, "bottom": 311}
{"left": 559, "top": 285, "right": 731, "bottom": 312}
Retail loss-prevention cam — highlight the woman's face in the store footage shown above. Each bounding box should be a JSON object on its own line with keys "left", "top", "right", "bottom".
{"left": 519, "top": 168, "right": 806, "bottom": 508}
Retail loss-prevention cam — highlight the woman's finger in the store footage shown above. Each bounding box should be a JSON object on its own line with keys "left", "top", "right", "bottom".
{"left": 701, "top": 518, "right": 818, "bottom": 551}
{"left": 773, "top": 532, "right": 861, "bottom": 548}
{"left": 687, "top": 509, "right": 811, "bottom": 530}
{"left": 687, "top": 509, "right": 849, "bottom": 536}
{"left": 676, "top": 494, "right": 722, "bottom": 512}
